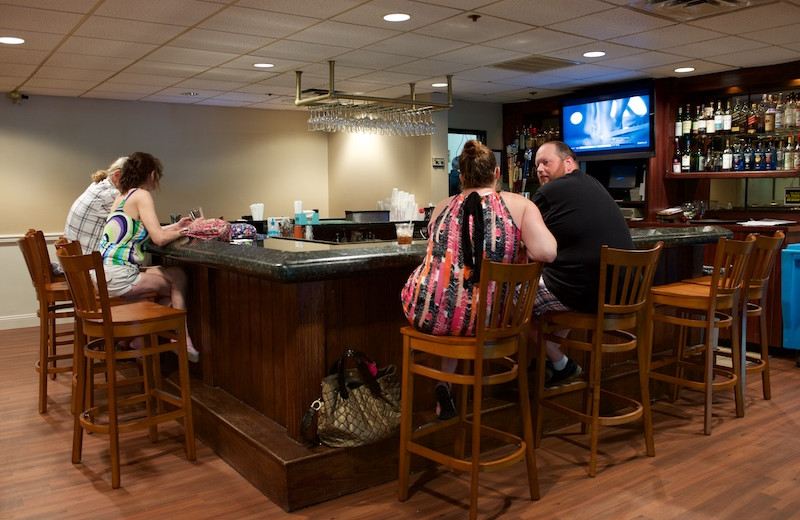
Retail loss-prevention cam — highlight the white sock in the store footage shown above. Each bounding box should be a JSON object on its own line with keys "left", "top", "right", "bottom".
{"left": 552, "top": 355, "right": 568, "bottom": 372}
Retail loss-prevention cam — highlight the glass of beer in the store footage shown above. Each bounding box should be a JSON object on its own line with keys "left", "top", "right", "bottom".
{"left": 395, "top": 222, "right": 414, "bottom": 246}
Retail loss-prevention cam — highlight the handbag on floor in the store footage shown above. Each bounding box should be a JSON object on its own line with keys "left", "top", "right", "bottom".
{"left": 301, "top": 349, "right": 401, "bottom": 448}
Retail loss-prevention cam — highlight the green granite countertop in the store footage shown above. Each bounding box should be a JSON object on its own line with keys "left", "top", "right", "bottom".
{"left": 147, "top": 225, "right": 732, "bottom": 283}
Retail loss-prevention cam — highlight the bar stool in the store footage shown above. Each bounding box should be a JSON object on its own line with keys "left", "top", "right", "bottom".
{"left": 645, "top": 235, "right": 755, "bottom": 435}
{"left": 58, "top": 248, "right": 196, "bottom": 489}
{"left": 18, "top": 229, "right": 74, "bottom": 414}
{"left": 398, "top": 261, "right": 543, "bottom": 520}
{"left": 684, "top": 231, "right": 784, "bottom": 400}
{"left": 533, "top": 243, "right": 662, "bottom": 477}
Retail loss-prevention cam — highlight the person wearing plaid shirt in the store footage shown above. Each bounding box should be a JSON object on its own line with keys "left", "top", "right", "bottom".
{"left": 64, "top": 157, "right": 126, "bottom": 254}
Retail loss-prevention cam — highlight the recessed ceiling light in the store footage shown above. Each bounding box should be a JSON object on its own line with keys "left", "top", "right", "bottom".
{"left": 383, "top": 13, "right": 410, "bottom": 22}
{"left": 431, "top": 83, "right": 447, "bottom": 88}
{"left": 254, "top": 63, "right": 274, "bottom": 69}
{"left": 583, "top": 51, "right": 605, "bottom": 58}
{"left": 0, "top": 36, "right": 25, "bottom": 45}
{"left": 181, "top": 92, "right": 199, "bottom": 96}
{"left": 674, "top": 67, "right": 695, "bottom": 74}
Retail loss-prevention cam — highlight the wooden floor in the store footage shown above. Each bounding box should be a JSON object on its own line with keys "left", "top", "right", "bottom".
{"left": 3, "top": 326, "right": 800, "bottom": 520}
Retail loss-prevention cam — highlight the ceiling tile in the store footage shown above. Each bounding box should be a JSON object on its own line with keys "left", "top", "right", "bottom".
{"left": 33, "top": 65, "right": 112, "bottom": 81}
{"left": 145, "top": 46, "right": 239, "bottom": 67}
{"left": 484, "top": 28, "right": 593, "bottom": 55}
{"left": 665, "top": 36, "right": 769, "bottom": 59}
{"left": 331, "top": 49, "right": 417, "bottom": 69}
{"left": 331, "top": 0, "right": 461, "bottom": 30}
{"left": 687, "top": 2, "right": 800, "bottom": 35}
{"left": 364, "top": 33, "right": 467, "bottom": 59}
{"left": 610, "top": 24, "right": 724, "bottom": 51}
{"left": 705, "top": 45, "right": 800, "bottom": 68}
{"left": 58, "top": 36, "right": 157, "bottom": 59}
{"left": 431, "top": 45, "right": 529, "bottom": 67}
{"left": 413, "top": 13, "right": 531, "bottom": 44}
{"left": 94, "top": 0, "right": 223, "bottom": 26}
{"left": 598, "top": 50, "right": 693, "bottom": 71}
{"left": 74, "top": 16, "right": 186, "bottom": 44}
{"left": 288, "top": 20, "right": 401, "bottom": 47}
{"left": 256, "top": 39, "right": 351, "bottom": 62}
{"left": 122, "top": 61, "right": 208, "bottom": 78}
{"left": 387, "top": 58, "right": 473, "bottom": 77}
{"left": 169, "top": 28, "right": 275, "bottom": 54}
{"left": 235, "top": 0, "right": 365, "bottom": 19}
{"left": 197, "top": 6, "right": 320, "bottom": 38}
{"left": 106, "top": 72, "right": 184, "bottom": 87}
{"left": 743, "top": 24, "right": 800, "bottom": 46}
{"left": 550, "top": 7, "right": 673, "bottom": 40}
{"left": 44, "top": 52, "right": 136, "bottom": 71}
{"left": 477, "top": 0, "right": 613, "bottom": 26}
{"left": 174, "top": 78, "right": 248, "bottom": 91}
{"left": 0, "top": 5, "right": 85, "bottom": 34}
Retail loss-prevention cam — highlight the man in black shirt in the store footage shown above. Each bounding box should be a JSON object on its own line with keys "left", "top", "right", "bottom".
{"left": 532, "top": 141, "right": 633, "bottom": 384}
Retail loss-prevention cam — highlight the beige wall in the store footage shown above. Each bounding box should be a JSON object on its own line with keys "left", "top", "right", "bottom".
{"left": 0, "top": 94, "right": 500, "bottom": 329}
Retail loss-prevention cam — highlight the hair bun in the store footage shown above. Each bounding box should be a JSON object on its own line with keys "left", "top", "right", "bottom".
{"left": 462, "top": 140, "right": 479, "bottom": 157}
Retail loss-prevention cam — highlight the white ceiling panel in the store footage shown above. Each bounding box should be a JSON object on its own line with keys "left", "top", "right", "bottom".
{"left": 477, "top": 0, "right": 614, "bottom": 27}
{"left": 0, "top": 0, "right": 798, "bottom": 109}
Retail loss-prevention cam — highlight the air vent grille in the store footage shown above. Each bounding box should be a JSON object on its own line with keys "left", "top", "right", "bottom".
{"left": 626, "top": 0, "right": 773, "bottom": 22}
{"left": 491, "top": 55, "right": 579, "bottom": 74}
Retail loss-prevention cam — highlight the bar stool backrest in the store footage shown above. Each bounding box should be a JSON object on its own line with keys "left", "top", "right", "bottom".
{"left": 56, "top": 250, "right": 113, "bottom": 326}
{"left": 710, "top": 235, "right": 757, "bottom": 299}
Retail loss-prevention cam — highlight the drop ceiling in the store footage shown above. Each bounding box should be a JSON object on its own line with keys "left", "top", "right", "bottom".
{"left": 1, "top": 0, "right": 799, "bottom": 110}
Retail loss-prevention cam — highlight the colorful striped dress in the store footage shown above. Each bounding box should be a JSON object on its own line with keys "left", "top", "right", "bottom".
{"left": 99, "top": 189, "right": 149, "bottom": 267}
{"left": 401, "top": 191, "right": 523, "bottom": 336}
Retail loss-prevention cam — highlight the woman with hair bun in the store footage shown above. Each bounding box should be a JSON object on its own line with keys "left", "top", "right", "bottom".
{"left": 401, "top": 139, "right": 557, "bottom": 418}
{"left": 98, "top": 152, "right": 200, "bottom": 362}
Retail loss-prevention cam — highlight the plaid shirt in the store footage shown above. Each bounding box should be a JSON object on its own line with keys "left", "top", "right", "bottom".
{"left": 64, "top": 178, "right": 119, "bottom": 254}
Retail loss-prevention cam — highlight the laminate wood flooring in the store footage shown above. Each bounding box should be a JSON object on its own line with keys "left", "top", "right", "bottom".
{"left": 2, "top": 326, "right": 799, "bottom": 519}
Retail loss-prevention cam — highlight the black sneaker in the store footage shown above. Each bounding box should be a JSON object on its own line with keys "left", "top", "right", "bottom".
{"left": 546, "top": 359, "right": 582, "bottom": 386}
{"left": 435, "top": 384, "right": 457, "bottom": 420}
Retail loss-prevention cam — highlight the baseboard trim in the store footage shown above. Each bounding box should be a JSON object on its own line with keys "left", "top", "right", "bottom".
{"left": 0, "top": 314, "right": 38, "bottom": 331}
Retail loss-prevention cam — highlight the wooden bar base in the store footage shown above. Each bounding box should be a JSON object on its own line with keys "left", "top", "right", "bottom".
{"left": 184, "top": 375, "right": 400, "bottom": 512}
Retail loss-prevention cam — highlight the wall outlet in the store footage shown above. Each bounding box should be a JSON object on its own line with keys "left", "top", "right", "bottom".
{"left": 432, "top": 157, "right": 445, "bottom": 168}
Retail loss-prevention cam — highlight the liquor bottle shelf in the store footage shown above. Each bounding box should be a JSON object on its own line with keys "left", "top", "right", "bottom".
{"left": 665, "top": 169, "right": 800, "bottom": 179}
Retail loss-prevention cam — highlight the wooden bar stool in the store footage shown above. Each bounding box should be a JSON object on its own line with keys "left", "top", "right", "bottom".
{"left": 645, "top": 235, "right": 755, "bottom": 435}
{"left": 398, "top": 261, "right": 543, "bottom": 520}
{"left": 533, "top": 243, "right": 662, "bottom": 477}
{"left": 684, "top": 231, "right": 784, "bottom": 401}
{"left": 18, "top": 229, "right": 74, "bottom": 414}
{"left": 58, "top": 248, "right": 196, "bottom": 489}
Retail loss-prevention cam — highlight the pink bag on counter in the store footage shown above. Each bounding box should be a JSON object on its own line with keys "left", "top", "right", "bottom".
{"left": 184, "top": 218, "right": 232, "bottom": 242}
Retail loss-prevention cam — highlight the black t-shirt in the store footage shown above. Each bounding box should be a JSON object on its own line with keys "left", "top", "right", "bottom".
{"left": 532, "top": 170, "right": 633, "bottom": 312}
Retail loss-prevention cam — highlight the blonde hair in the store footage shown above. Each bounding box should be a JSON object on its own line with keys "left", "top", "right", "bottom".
{"left": 90, "top": 156, "right": 128, "bottom": 184}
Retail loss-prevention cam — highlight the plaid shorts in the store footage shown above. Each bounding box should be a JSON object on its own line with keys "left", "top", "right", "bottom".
{"left": 534, "top": 278, "right": 572, "bottom": 315}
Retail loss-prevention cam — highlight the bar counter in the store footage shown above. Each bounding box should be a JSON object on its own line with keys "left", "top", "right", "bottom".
{"left": 147, "top": 224, "right": 731, "bottom": 511}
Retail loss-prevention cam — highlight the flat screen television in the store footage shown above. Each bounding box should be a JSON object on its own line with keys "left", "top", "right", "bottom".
{"left": 561, "top": 85, "right": 654, "bottom": 161}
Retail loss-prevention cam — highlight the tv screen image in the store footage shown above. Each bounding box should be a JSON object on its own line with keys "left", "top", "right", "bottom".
{"left": 562, "top": 91, "right": 653, "bottom": 160}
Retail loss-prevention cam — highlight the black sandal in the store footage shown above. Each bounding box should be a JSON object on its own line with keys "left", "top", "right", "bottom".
{"left": 435, "top": 384, "right": 457, "bottom": 420}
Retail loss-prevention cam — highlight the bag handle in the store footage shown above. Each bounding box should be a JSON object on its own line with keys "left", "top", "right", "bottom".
{"left": 336, "top": 349, "right": 382, "bottom": 399}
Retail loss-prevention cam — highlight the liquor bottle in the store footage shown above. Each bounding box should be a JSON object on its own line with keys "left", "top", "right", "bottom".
{"left": 714, "top": 101, "right": 723, "bottom": 133}
{"left": 743, "top": 139, "right": 755, "bottom": 170}
{"left": 764, "top": 94, "right": 775, "bottom": 133}
{"left": 703, "top": 140, "right": 715, "bottom": 172}
{"left": 733, "top": 140, "right": 744, "bottom": 171}
{"left": 795, "top": 138, "right": 800, "bottom": 170}
{"left": 786, "top": 134, "right": 796, "bottom": 170}
{"left": 705, "top": 102, "right": 716, "bottom": 134}
{"left": 731, "top": 98, "right": 743, "bottom": 133}
{"left": 692, "top": 105, "right": 703, "bottom": 135}
{"left": 682, "top": 103, "right": 693, "bottom": 135}
{"left": 675, "top": 106, "right": 683, "bottom": 137}
{"left": 722, "top": 139, "right": 733, "bottom": 171}
{"left": 746, "top": 103, "right": 758, "bottom": 134}
{"left": 757, "top": 96, "right": 766, "bottom": 133}
{"left": 777, "top": 139, "right": 785, "bottom": 170}
{"left": 775, "top": 93, "right": 785, "bottom": 130}
{"left": 785, "top": 93, "right": 796, "bottom": 128}
{"left": 681, "top": 137, "right": 692, "bottom": 172}
{"left": 723, "top": 100, "right": 733, "bottom": 133}
{"left": 672, "top": 137, "right": 682, "bottom": 173}
{"left": 695, "top": 138, "right": 706, "bottom": 171}
{"left": 766, "top": 139, "right": 777, "bottom": 171}
{"left": 754, "top": 139, "right": 765, "bottom": 171}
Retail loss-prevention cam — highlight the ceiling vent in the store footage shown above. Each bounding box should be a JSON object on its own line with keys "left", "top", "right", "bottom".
{"left": 491, "top": 55, "right": 579, "bottom": 74}
{"left": 626, "top": 0, "right": 773, "bottom": 22}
